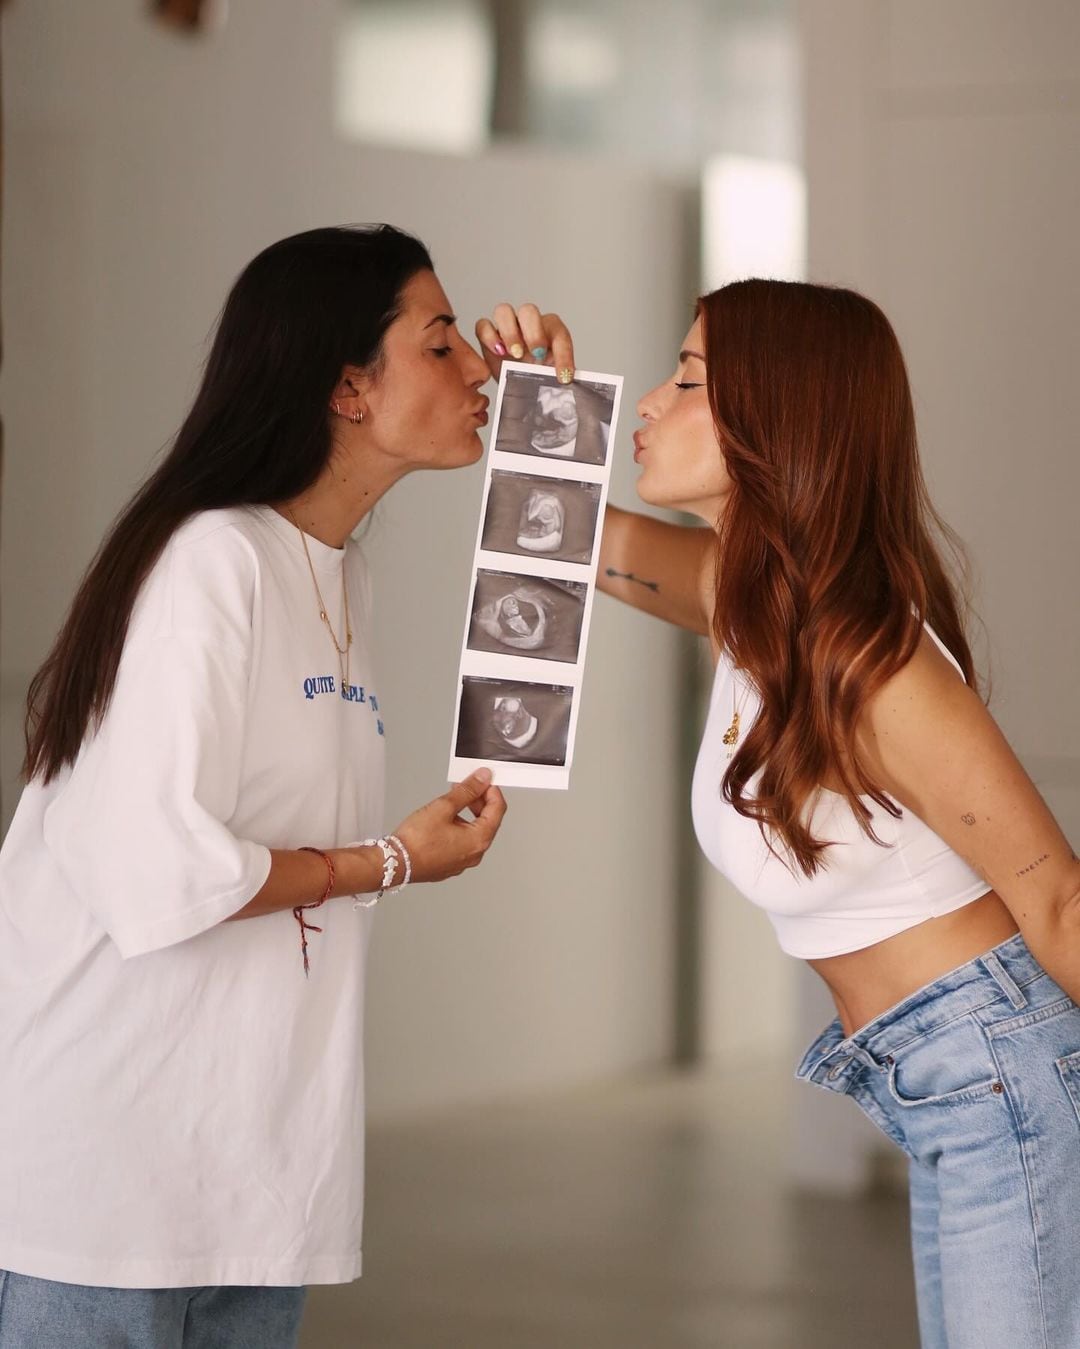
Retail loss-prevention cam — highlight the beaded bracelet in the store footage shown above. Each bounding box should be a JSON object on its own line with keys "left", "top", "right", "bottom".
{"left": 385, "top": 834, "right": 413, "bottom": 894}
{"left": 348, "top": 835, "right": 413, "bottom": 907}
{"left": 294, "top": 846, "right": 335, "bottom": 976}
{"left": 352, "top": 837, "right": 398, "bottom": 910}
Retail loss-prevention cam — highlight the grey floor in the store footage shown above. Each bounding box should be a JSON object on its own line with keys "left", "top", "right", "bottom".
{"left": 301, "top": 1062, "right": 919, "bottom": 1349}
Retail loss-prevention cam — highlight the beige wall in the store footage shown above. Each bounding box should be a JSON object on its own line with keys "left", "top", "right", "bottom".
{"left": 0, "top": 0, "right": 694, "bottom": 1117}
{"left": 794, "top": 0, "right": 1080, "bottom": 1187}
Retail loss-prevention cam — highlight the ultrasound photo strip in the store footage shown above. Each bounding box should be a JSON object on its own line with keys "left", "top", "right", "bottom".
{"left": 449, "top": 360, "right": 623, "bottom": 791}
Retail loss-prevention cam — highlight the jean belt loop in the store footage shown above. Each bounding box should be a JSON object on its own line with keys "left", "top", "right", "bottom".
{"left": 850, "top": 1043, "right": 882, "bottom": 1071}
{"left": 980, "top": 950, "right": 1027, "bottom": 1010}
{"left": 827, "top": 1042, "right": 877, "bottom": 1075}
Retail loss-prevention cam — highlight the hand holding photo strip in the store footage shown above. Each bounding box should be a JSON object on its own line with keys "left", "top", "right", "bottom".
{"left": 449, "top": 361, "right": 623, "bottom": 790}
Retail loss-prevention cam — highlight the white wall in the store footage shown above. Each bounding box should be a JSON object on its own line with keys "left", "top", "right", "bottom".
{"left": 0, "top": 0, "right": 694, "bottom": 1117}
{"left": 698, "top": 148, "right": 806, "bottom": 1068}
{"left": 795, "top": 0, "right": 1080, "bottom": 1188}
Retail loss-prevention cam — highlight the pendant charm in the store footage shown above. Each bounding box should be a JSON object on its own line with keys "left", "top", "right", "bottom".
{"left": 722, "top": 712, "right": 740, "bottom": 747}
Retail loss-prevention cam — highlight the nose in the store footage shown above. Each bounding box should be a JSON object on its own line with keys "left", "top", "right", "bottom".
{"left": 460, "top": 339, "right": 491, "bottom": 388}
{"left": 636, "top": 381, "right": 664, "bottom": 422}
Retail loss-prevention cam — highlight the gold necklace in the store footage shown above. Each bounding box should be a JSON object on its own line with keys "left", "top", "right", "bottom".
{"left": 722, "top": 670, "right": 750, "bottom": 756}
{"left": 290, "top": 511, "right": 353, "bottom": 690}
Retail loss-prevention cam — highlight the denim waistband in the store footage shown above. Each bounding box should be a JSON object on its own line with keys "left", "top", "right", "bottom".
{"left": 796, "top": 933, "right": 1050, "bottom": 1087}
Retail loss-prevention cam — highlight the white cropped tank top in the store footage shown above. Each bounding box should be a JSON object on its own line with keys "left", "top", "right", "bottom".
{"left": 691, "top": 625, "right": 991, "bottom": 959}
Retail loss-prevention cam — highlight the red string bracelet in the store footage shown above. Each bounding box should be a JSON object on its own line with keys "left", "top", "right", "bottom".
{"left": 294, "top": 846, "right": 335, "bottom": 977}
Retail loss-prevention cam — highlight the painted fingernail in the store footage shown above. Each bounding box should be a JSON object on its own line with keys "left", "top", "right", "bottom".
{"left": 493, "top": 341, "right": 508, "bottom": 357}
{"left": 557, "top": 367, "right": 575, "bottom": 385}
{"left": 531, "top": 346, "right": 548, "bottom": 361}
{"left": 509, "top": 343, "right": 525, "bottom": 360}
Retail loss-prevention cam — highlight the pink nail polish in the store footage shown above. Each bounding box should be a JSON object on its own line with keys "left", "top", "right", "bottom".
{"left": 494, "top": 341, "right": 508, "bottom": 357}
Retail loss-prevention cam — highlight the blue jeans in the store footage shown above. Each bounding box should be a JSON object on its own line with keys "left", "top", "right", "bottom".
{"left": 797, "top": 933, "right": 1080, "bottom": 1348}
{"left": 0, "top": 1272, "right": 306, "bottom": 1348}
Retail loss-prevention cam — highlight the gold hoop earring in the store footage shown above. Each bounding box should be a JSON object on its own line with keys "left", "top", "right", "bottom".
{"left": 351, "top": 409, "right": 364, "bottom": 425}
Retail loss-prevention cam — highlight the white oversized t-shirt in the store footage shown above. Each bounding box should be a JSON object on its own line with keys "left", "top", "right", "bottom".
{"left": 0, "top": 506, "right": 386, "bottom": 1288}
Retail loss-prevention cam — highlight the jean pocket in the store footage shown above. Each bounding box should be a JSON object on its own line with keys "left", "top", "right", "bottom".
{"left": 885, "top": 1014, "right": 1003, "bottom": 1107}
{"left": 1055, "top": 1050, "right": 1080, "bottom": 1125}
{"left": 886, "top": 1063, "right": 1002, "bottom": 1107}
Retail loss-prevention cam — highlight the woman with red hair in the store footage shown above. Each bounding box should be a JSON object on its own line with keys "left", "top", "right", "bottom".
{"left": 598, "top": 280, "right": 1080, "bottom": 1348}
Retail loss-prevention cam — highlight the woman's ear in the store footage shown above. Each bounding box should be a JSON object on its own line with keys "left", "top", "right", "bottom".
{"left": 329, "top": 367, "right": 369, "bottom": 424}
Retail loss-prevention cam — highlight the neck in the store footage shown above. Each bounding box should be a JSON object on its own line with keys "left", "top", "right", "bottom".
{"left": 276, "top": 441, "right": 409, "bottom": 548}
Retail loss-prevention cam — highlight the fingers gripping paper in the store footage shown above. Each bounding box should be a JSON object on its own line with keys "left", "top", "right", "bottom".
{"left": 449, "top": 362, "right": 622, "bottom": 790}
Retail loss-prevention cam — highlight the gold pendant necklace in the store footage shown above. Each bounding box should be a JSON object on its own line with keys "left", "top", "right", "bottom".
{"left": 289, "top": 510, "right": 353, "bottom": 690}
{"left": 723, "top": 671, "right": 750, "bottom": 757}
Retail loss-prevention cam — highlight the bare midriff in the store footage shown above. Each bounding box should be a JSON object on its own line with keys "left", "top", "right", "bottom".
{"left": 808, "top": 890, "right": 1021, "bottom": 1038}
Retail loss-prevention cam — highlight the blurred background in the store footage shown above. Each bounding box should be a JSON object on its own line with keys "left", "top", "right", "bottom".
{"left": 1, "top": 2, "right": 1077, "bottom": 1345}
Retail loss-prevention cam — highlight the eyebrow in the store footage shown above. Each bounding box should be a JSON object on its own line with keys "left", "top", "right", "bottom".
{"left": 679, "top": 349, "right": 705, "bottom": 362}
{"left": 424, "top": 313, "right": 457, "bottom": 329}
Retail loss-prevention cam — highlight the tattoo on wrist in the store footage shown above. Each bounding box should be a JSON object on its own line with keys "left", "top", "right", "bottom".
{"left": 606, "top": 567, "right": 659, "bottom": 594}
{"left": 961, "top": 813, "right": 976, "bottom": 826}
{"left": 1016, "top": 853, "right": 1050, "bottom": 877}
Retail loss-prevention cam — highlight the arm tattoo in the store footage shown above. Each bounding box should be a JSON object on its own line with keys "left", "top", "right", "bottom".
{"left": 1016, "top": 853, "right": 1050, "bottom": 877}
{"left": 605, "top": 568, "right": 659, "bottom": 594}
{"left": 961, "top": 813, "right": 976, "bottom": 826}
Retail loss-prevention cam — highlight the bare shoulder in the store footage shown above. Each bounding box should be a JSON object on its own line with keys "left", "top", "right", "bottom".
{"left": 864, "top": 629, "right": 973, "bottom": 730}
{"left": 856, "top": 627, "right": 1079, "bottom": 940}
{"left": 856, "top": 628, "right": 995, "bottom": 811}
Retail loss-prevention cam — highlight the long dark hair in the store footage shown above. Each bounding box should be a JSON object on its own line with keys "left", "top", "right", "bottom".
{"left": 24, "top": 223, "right": 433, "bottom": 784}
{"left": 702, "top": 279, "right": 975, "bottom": 876}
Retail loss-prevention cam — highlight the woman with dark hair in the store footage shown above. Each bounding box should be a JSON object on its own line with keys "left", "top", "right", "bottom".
{"left": 598, "top": 280, "right": 1080, "bottom": 1347}
{"left": 0, "top": 225, "right": 572, "bottom": 1346}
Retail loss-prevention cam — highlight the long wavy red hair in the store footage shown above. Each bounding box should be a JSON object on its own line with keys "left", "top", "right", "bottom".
{"left": 702, "top": 280, "right": 976, "bottom": 876}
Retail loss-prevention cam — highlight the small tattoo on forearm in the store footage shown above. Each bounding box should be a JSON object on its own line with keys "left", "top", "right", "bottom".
{"left": 1016, "top": 853, "right": 1050, "bottom": 877}
{"left": 961, "top": 813, "right": 976, "bottom": 826}
{"left": 606, "top": 568, "right": 659, "bottom": 594}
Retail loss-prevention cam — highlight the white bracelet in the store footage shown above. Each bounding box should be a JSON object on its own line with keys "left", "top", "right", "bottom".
{"left": 385, "top": 834, "right": 412, "bottom": 894}
{"left": 351, "top": 837, "right": 397, "bottom": 910}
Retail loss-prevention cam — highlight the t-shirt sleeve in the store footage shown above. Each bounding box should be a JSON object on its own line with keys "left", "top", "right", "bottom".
{"left": 42, "top": 527, "right": 272, "bottom": 958}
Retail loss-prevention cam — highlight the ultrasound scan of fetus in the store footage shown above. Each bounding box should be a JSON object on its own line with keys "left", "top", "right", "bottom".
{"left": 491, "top": 696, "right": 538, "bottom": 747}
{"left": 516, "top": 489, "right": 564, "bottom": 554}
{"left": 468, "top": 571, "right": 587, "bottom": 663}
{"left": 455, "top": 677, "right": 574, "bottom": 766}
{"left": 482, "top": 471, "right": 601, "bottom": 566}
{"left": 495, "top": 370, "right": 614, "bottom": 467}
{"left": 528, "top": 385, "right": 580, "bottom": 457}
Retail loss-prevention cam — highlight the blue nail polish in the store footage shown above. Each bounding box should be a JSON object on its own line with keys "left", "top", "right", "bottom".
{"left": 531, "top": 346, "right": 548, "bottom": 361}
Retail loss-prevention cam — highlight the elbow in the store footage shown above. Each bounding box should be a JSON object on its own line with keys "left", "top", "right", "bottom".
{"left": 1055, "top": 884, "right": 1080, "bottom": 930}
{"left": 1028, "top": 881, "right": 1080, "bottom": 959}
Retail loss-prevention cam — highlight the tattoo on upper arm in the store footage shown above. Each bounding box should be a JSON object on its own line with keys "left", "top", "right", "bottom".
{"left": 606, "top": 568, "right": 659, "bottom": 594}
{"left": 961, "top": 813, "right": 976, "bottom": 826}
{"left": 1016, "top": 853, "right": 1050, "bottom": 877}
